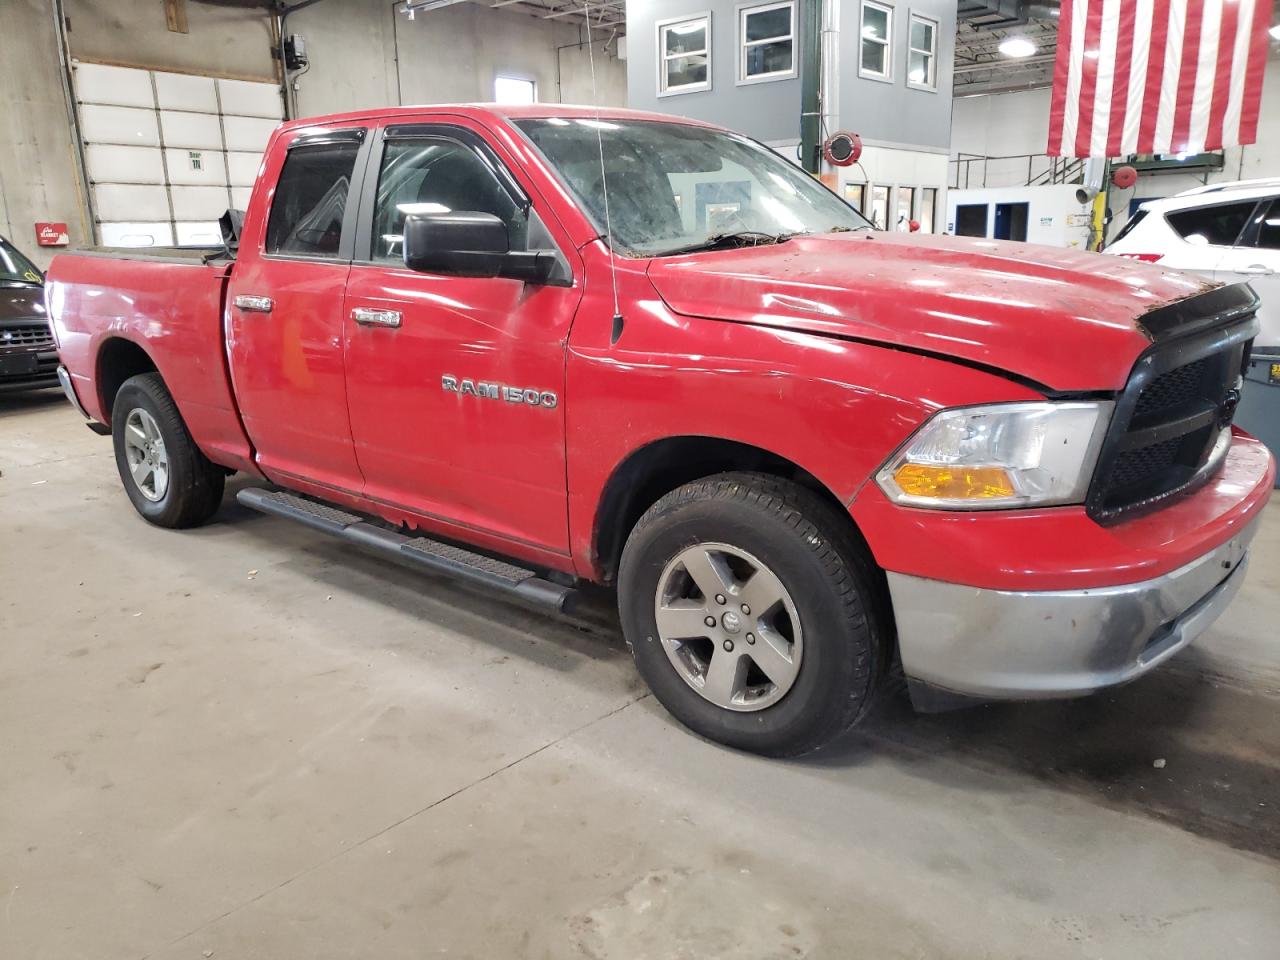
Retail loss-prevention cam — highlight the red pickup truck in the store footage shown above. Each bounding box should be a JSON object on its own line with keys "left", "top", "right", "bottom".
{"left": 47, "top": 104, "right": 1274, "bottom": 756}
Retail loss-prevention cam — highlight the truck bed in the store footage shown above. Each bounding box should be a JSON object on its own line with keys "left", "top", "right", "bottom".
{"left": 45, "top": 249, "right": 256, "bottom": 474}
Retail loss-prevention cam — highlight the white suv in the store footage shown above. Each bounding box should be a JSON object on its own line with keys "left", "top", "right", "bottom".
{"left": 1106, "top": 179, "right": 1280, "bottom": 346}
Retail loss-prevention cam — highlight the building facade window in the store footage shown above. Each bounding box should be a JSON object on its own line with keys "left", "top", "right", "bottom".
{"left": 869, "top": 184, "right": 890, "bottom": 229}
{"left": 844, "top": 182, "right": 866, "bottom": 212}
{"left": 658, "top": 14, "right": 713, "bottom": 95}
{"left": 907, "top": 13, "right": 938, "bottom": 90}
{"left": 494, "top": 76, "right": 536, "bottom": 104}
{"left": 919, "top": 186, "right": 937, "bottom": 233}
{"left": 859, "top": 1, "right": 893, "bottom": 82}
{"left": 896, "top": 185, "right": 916, "bottom": 230}
{"left": 739, "top": 1, "right": 797, "bottom": 84}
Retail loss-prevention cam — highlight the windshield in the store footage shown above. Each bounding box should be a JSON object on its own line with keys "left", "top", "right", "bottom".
{"left": 514, "top": 118, "right": 872, "bottom": 256}
{"left": 0, "top": 238, "right": 42, "bottom": 285}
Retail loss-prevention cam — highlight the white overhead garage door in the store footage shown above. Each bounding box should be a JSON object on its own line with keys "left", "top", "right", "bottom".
{"left": 73, "top": 61, "right": 282, "bottom": 248}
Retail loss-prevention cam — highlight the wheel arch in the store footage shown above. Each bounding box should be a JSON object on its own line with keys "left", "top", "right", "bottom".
{"left": 591, "top": 435, "right": 873, "bottom": 585}
{"left": 95, "top": 337, "right": 158, "bottom": 424}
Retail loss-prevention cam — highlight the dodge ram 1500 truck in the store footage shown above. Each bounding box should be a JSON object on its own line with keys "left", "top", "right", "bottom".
{"left": 47, "top": 105, "right": 1275, "bottom": 756}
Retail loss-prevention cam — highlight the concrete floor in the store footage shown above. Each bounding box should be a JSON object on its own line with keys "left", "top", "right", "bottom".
{"left": 2, "top": 389, "right": 1279, "bottom": 960}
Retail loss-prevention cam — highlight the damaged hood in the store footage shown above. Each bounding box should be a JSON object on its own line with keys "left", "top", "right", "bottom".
{"left": 645, "top": 231, "right": 1215, "bottom": 391}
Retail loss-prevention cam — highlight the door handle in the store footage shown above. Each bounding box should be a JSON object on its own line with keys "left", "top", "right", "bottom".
{"left": 233, "top": 294, "right": 274, "bottom": 313}
{"left": 1238, "top": 265, "right": 1275, "bottom": 276}
{"left": 352, "top": 307, "right": 402, "bottom": 328}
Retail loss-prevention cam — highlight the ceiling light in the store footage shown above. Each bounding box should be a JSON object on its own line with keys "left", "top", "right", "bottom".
{"left": 1269, "top": 24, "right": 1280, "bottom": 40}
{"left": 999, "top": 37, "right": 1037, "bottom": 58}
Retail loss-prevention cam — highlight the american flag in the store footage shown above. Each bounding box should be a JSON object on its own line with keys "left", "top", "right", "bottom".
{"left": 1047, "top": 0, "right": 1273, "bottom": 158}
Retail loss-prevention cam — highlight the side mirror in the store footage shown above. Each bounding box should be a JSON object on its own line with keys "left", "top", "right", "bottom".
{"left": 402, "top": 211, "right": 555, "bottom": 283}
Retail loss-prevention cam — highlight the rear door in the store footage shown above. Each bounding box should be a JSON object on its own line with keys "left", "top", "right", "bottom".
{"left": 341, "top": 121, "right": 582, "bottom": 556}
{"left": 1213, "top": 196, "right": 1280, "bottom": 347}
{"left": 1161, "top": 198, "right": 1256, "bottom": 277}
{"left": 226, "top": 126, "right": 370, "bottom": 491}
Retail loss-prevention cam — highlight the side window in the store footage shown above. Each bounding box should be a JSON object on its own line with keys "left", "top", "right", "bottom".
{"left": 739, "top": 2, "right": 796, "bottom": 83}
{"left": 371, "top": 137, "right": 530, "bottom": 264}
{"left": 1253, "top": 198, "right": 1280, "bottom": 251}
{"left": 860, "top": 0, "right": 893, "bottom": 81}
{"left": 658, "top": 15, "right": 712, "bottom": 95}
{"left": 907, "top": 14, "right": 938, "bottom": 90}
{"left": 266, "top": 139, "right": 361, "bottom": 257}
{"left": 1165, "top": 201, "right": 1255, "bottom": 247}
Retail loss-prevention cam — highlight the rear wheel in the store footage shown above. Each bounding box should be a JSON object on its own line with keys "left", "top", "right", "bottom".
{"left": 112, "top": 373, "right": 225, "bottom": 528}
{"left": 618, "top": 472, "right": 886, "bottom": 757}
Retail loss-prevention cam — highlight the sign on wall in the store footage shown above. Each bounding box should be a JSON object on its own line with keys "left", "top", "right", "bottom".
{"left": 34, "top": 223, "right": 70, "bottom": 247}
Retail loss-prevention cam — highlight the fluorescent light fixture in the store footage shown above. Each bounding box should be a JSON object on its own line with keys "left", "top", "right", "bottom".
{"left": 998, "top": 36, "right": 1037, "bottom": 58}
{"left": 400, "top": 0, "right": 469, "bottom": 16}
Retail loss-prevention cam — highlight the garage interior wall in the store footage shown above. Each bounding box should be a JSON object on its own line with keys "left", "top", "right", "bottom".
{"left": 292, "top": 0, "right": 627, "bottom": 118}
{"left": 0, "top": 0, "right": 625, "bottom": 266}
{"left": 950, "top": 56, "right": 1280, "bottom": 213}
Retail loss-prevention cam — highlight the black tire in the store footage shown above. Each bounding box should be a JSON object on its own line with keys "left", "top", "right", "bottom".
{"left": 618, "top": 472, "right": 887, "bottom": 757}
{"left": 111, "top": 372, "right": 225, "bottom": 528}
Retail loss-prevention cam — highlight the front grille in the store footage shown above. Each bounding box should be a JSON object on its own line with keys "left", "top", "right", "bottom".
{"left": 1132, "top": 358, "right": 1209, "bottom": 418}
{"left": 1088, "top": 291, "right": 1258, "bottom": 522}
{"left": 0, "top": 323, "right": 54, "bottom": 349}
{"left": 1107, "top": 435, "right": 1184, "bottom": 491}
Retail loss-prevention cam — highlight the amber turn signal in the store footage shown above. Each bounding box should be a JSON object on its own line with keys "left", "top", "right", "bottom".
{"left": 892, "top": 464, "right": 1016, "bottom": 500}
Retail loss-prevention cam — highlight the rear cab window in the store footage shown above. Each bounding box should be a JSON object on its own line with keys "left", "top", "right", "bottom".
{"left": 266, "top": 137, "right": 363, "bottom": 258}
{"left": 1165, "top": 200, "right": 1256, "bottom": 247}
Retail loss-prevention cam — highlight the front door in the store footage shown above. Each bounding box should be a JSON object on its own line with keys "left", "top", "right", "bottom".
{"left": 226, "top": 127, "right": 369, "bottom": 492}
{"left": 342, "top": 123, "right": 582, "bottom": 556}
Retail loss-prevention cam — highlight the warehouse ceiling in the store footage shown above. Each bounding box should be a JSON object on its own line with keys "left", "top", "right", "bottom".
{"left": 484, "top": 0, "right": 626, "bottom": 31}
{"left": 955, "top": 0, "right": 1061, "bottom": 97}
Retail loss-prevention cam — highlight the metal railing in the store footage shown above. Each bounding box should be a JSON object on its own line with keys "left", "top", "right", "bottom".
{"left": 950, "top": 152, "right": 1087, "bottom": 190}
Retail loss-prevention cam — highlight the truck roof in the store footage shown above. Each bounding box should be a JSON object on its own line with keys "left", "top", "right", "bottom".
{"left": 278, "top": 102, "right": 723, "bottom": 135}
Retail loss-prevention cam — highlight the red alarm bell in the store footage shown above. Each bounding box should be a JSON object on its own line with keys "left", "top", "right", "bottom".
{"left": 822, "top": 132, "right": 863, "bottom": 167}
{"left": 1111, "top": 165, "right": 1138, "bottom": 189}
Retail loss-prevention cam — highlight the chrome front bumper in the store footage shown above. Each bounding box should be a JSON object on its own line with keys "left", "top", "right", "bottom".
{"left": 888, "top": 518, "right": 1258, "bottom": 701}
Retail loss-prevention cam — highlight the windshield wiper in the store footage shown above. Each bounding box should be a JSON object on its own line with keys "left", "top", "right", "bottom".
{"left": 662, "top": 231, "right": 796, "bottom": 256}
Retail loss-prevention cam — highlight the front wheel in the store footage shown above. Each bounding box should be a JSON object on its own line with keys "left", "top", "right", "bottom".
{"left": 618, "top": 472, "right": 887, "bottom": 757}
{"left": 112, "top": 372, "right": 225, "bottom": 528}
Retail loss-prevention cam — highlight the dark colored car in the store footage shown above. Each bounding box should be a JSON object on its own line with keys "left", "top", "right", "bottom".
{"left": 0, "top": 235, "right": 58, "bottom": 393}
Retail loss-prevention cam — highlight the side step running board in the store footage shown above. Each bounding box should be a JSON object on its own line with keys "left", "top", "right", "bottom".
{"left": 235, "top": 488, "right": 578, "bottom": 614}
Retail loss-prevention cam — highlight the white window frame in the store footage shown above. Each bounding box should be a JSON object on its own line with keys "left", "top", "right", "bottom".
{"left": 657, "top": 13, "right": 713, "bottom": 97}
{"left": 859, "top": 0, "right": 894, "bottom": 84}
{"left": 919, "top": 185, "right": 938, "bottom": 233}
{"left": 906, "top": 12, "right": 938, "bottom": 91}
{"left": 494, "top": 75, "right": 537, "bottom": 104}
{"left": 737, "top": 0, "right": 798, "bottom": 85}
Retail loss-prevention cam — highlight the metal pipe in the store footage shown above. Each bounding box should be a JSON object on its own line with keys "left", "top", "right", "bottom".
{"left": 797, "top": 0, "right": 822, "bottom": 174}
{"left": 277, "top": 0, "right": 328, "bottom": 119}
{"left": 819, "top": 0, "right": 840, "bottom": 170}
{"left": 954, "top": 53, "right": 1057, "bottom": 73}
{"left": 49, "top": 0, "right": 96, "bottom": 244}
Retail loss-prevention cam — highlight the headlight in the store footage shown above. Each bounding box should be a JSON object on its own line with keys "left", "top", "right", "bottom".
{"left": 876, "top": 401, "right": 1114, "bottom": 509}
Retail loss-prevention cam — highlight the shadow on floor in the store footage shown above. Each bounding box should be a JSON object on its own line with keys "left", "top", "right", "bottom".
{"left": 0, "top": 387, "right": 67, "bottom": 419}
{"left": 815, "top": 655, "right": 1280, "bottom": 861}
{"left": 216, "top": 478, "right": 1280, "bottom": 862}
